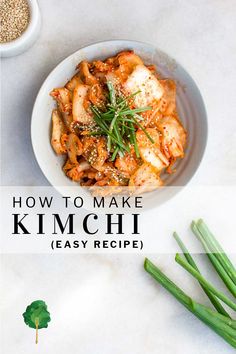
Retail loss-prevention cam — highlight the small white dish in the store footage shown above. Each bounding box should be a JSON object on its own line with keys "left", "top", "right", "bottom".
{"left": 0, "top": 0, "right": 41, "bottom": 58}
{"left": 31, "top": 40, "right": 208, "bottom": 209}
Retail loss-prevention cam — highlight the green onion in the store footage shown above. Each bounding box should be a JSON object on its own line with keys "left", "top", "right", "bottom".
{"left": 144, "top": 258, "right": 193, "bottom": 309}
{"left": 192, "top": 303, "right": 236, "bottom": 344}
{"left": 132, "top": 117, "right": 155, "bottom": 143}
{"left": 144, "top": 220, "right": 236, "bottom": 349}
{"left": 121, "top": 107, "right": 152, "bottom": 115}
{"left": 193, "top": 303, "right": 236, "bottom": 330}
{"left": 116, "top": 90, "right": 141, "bottom": 107}
{"left": 173, "top": 232, "right": 230, "bottom": 318}
{"left": 107, "top": 81, "right": 116, "bottom": 106}
{"left": 191, "top": 222, "right": 236, "bottom": 297}
{"left": 90, "top": 81, "right": 153, "bottom": 160}
{"left": 175, "top": 253, "right": 236, "bottom": 311}
{"left": 111, "top": 146, "right": 120, "bottom": 161}
{"left": 144, "top": 258, "right": 236, "bottom": 348}
{"left": 192, "top": 220, "right": 236, "bottom": 285}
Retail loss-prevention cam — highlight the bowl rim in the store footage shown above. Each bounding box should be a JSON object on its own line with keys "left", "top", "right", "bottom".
{"left": 31, "top": 39, "right": 208, "bottom": 205}
{"left": 0, "top": 0, "right": 40, "bottom": 53}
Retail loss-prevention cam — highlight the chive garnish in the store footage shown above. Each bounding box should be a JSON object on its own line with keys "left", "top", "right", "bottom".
{"left": 90, "top": 81, "right": 153, "bottom": 160}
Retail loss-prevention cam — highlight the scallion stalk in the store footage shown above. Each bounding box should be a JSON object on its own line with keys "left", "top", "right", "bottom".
{"left": 175, "top": 254, "right": 236, "bottom": 311}
{"left": 191, "top": 221, "right": 236, "bottom": 297}
{"left": 144, "top": 258, "right": 236, "bottom": 348}
{"left": 193, "top": 220, "right": 236, "bottom": 285}
{"left": 173, "top": 232, "right": 231, "bottom": 318}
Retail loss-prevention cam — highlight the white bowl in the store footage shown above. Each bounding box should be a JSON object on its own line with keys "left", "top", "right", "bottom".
{"left": 0, "top": 0, "right": 41, "bottom": 57}
{"left": 31, "top": 40, "right": 208, "bottom": 208}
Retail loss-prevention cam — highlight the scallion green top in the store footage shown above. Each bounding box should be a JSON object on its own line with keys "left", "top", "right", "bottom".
{"left": 90, "top": 81, "right": 154, "bottom": 161}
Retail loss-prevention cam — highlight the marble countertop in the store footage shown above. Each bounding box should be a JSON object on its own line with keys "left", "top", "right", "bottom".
{"left": 1, "top": 0, "right": 236, "bottom": 186}
{"left": 1, "top": 253, "right": 236, "bottom": 354}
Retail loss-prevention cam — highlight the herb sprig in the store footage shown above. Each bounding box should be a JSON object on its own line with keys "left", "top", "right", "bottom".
{"left": 90, "top": 82, "right": 154, "bottom": 161}
{"left": 144, "top": 219, "right": 236, "bottom": 349}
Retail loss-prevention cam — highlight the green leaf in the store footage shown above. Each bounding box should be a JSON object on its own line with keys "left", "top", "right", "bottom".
{"left": 23, "top": 300, "right": 51, "bottom": 344}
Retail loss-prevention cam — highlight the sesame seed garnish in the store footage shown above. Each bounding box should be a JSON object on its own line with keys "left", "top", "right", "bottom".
{"left": 0, "top": 0, "right": 30, "bottom": 43}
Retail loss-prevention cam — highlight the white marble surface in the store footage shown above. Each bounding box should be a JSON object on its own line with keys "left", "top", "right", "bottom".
{"left": 1, "top": 0, "right": 236, "bottom": 185}
{"left": 1, "top": 254, "right": 236, "bottom": 354}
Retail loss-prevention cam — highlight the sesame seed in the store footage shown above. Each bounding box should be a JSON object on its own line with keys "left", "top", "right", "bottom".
{"left": 0, "top": 0, "right": 30, "bottom": 43}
